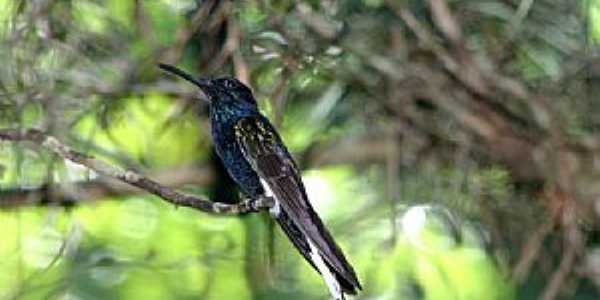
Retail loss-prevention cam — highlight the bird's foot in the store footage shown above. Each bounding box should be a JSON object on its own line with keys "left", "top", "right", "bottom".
{"left": 239, "top": 196, "right": 275, "bottom": 213}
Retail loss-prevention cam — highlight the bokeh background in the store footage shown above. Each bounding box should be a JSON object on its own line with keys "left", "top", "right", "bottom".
{"left": 0, "top": 0, "right": 598, "bottom": 299}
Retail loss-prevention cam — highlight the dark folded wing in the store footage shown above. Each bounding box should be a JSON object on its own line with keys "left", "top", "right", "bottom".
{"left": 234, "top": 116, "right": 360, "bottom": 292}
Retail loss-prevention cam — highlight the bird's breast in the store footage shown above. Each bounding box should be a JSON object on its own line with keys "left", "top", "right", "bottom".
{"left": 210, "top": 116, "right": 264, "bottom": 198}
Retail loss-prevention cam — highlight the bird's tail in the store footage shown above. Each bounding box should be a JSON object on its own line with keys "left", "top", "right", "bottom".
{"left": 274, "top": 210, "right": 359, "bottom": 299}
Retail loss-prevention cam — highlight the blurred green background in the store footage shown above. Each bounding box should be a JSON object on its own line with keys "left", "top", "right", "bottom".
{"left": 0, "top": 0, "right": 598, "bottom": 299}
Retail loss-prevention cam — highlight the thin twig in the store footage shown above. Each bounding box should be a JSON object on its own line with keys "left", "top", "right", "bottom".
{"left": 0, "top": 128, "right": 274, "bottom": 214}
{"left": 512, "top": 220, "right": 555, "bottom": 283}
{"left": 539, "top": 241, "right": 577, "bottom": 300}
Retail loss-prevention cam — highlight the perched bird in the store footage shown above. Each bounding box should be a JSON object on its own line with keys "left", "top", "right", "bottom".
{"left": 159, "top": 63, "right": 361, "bottom": 299}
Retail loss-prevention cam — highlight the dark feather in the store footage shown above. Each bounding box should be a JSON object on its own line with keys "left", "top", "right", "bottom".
{"left": 234, "top": 116, "right": 361, "bottom": 294}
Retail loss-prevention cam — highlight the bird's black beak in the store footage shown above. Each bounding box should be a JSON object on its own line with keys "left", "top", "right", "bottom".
{"left": 158, "top": 63, "right": 212, "bottom": 100}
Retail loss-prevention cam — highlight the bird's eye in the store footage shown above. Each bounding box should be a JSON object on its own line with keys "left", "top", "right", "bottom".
{"left": 223, "top": 79, "right": 235, "bottom": 88}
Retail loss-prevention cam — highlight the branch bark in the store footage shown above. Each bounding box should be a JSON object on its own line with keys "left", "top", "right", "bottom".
{"left": 0, "top": 128, "right": 273, "bottom": 214}
{"left": 1, "top": 131, "right": 391, "bottom": 208}
{"left": 0, "top": 166, "right": 213, "bottom": 208}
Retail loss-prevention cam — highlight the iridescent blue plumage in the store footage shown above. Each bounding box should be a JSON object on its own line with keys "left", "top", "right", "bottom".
{"left": 209, "top": 100, "right": 264, "bottom": 198}
{"left": 159, "top": 64, "right": 361, "bottom": 300}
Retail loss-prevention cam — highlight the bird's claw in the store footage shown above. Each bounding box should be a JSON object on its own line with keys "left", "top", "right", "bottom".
{"left": 240, "top": 196, "right": 274, "bottom": 213}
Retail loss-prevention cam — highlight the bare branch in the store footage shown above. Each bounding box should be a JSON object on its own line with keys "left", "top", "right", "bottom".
{"left": 0, "top": 128, "right": 274, "bottom": 214}
{"left": 512, "top": 221, "right": 556, "bottom": 283}
{"left": 1, "top": 132, "right": 393, "bottom": 208}
{"left": 0, "top": 166, "right": 213, "bottom": 208}
{"left": 427, "top": 0, "right": 464, "bottom": 46}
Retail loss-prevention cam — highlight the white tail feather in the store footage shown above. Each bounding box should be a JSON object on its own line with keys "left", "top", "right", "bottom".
{"left": 260, "top": 178, "right": 343, "bottom": 299}
{"left": 308, "top": 239, "right": 343, "bottom": 300}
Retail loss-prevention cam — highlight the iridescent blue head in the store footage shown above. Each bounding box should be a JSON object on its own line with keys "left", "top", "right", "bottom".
{"left": 158, "top": 63, "right": 259, "bottom": 116}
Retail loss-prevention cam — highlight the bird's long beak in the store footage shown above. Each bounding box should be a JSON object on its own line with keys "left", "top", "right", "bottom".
{"left": 158, "top": 63, "right": 212, "bottom": 92}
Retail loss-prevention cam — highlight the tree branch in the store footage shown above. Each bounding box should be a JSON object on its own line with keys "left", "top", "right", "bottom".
{"left": 0, "top": 128, "right": 274, "bottom": 214}
{"left": 1, "top": 132, "right": 392, "bottom": 208}
{"left": 0, "top": 166, "right": 214, "bottom": 208}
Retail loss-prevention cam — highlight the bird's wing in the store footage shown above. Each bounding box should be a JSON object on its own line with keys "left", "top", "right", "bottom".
{"left": 234, "top": 116, "right": 360, "bottom": 295}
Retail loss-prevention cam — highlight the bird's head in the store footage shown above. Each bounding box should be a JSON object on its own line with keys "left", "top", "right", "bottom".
{"left": 159, "top": 63, "right": 258, "bottom": 111}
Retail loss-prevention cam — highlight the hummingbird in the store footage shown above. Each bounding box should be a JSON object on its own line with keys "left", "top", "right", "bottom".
{"left": 159, "top": 63, "right": 361, "bottom": 299}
